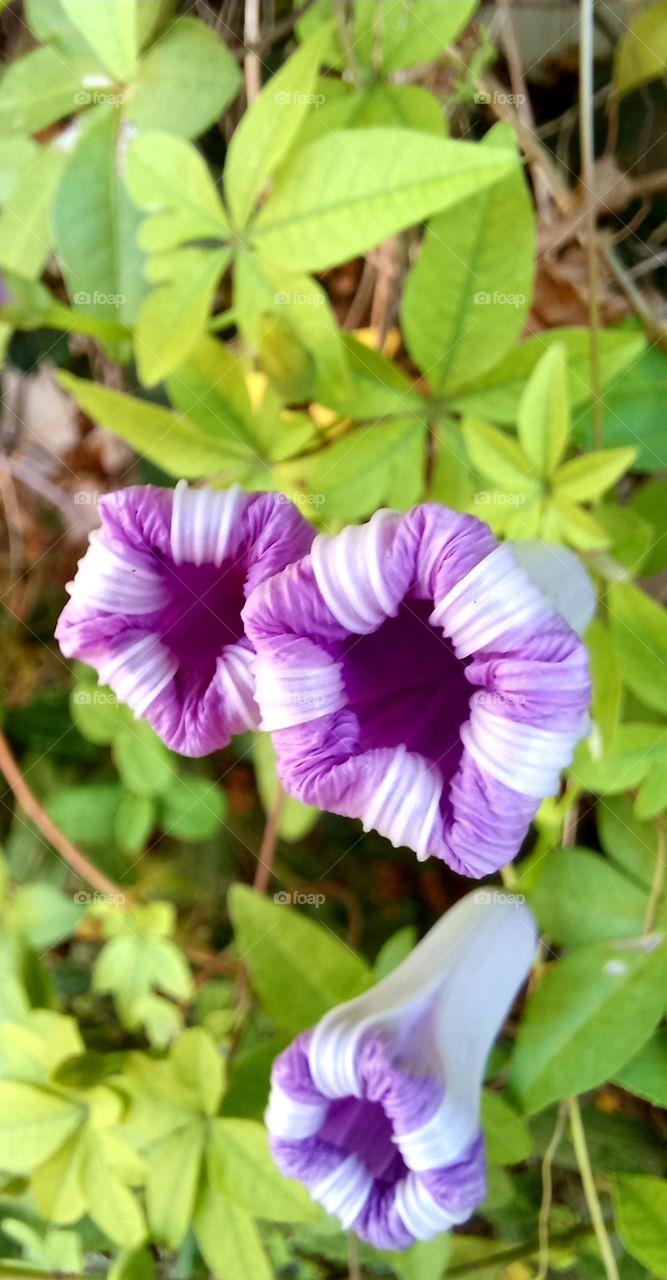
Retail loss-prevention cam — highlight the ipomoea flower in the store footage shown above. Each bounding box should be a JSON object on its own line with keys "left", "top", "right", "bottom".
{"left": 243, "top": 506, "right": 591, "bottom": 877}
{"left": 266, "top": 891, "right": 537, "bottom": 1249}
{"left": 56, "top": 483, "right": 313, "bottom": 755}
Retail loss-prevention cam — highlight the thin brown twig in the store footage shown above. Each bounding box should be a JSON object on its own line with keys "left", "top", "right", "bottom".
{"left": 243, "top": 0, "right": 262, "bottom": 103}
{"left": 580, "top": 0, "right": 603, "bottom": 448}
{"left": 253, "top": 787, "right": 286, "bottom": 895}
{"left": 0, "top": 728, "right": 129, "bottom": 902}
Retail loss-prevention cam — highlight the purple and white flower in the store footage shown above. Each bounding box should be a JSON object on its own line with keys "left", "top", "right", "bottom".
{"left": 56, "top": 483, "right": 313, "bottom": 755}
{"left": 266, "top": 891, "right": 537, "bottom": 1249}
{"left": 244, "top": 506, "right": 591, "bottom": 877}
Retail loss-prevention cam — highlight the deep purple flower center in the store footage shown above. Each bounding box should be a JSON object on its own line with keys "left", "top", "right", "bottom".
{"left": 157, "top": 556, "right": 247, "bottom": 689}
{"left": 341, "top": 600, "right": 471, "bottom": 788}
{"left": 318, "top": 1097, "right": 408, "bottom": 1184}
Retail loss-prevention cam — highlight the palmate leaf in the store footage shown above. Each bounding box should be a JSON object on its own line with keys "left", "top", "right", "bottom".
{"left": 126, "top": 17, "right": 241, "bottom": 137}
{"left": 613, "top": 1175, "right": 667, "bottom": 1274}
{"left": 609, "top": 582, "right": 667, "bottom": 715}
{"left": 252, "top": 129, "right": 518, "bottom": 272}
{"left": 207, "top": 1118, "right": 319, "bottom": 1222}
{"left": 194, "top": 1183, "right": 272, "bottom": 1280}
{"left": 59, "top": 0, "right": 139, "bottom": 81}
{"left": 517, "top": 343, "right": 570, "bottom": 477}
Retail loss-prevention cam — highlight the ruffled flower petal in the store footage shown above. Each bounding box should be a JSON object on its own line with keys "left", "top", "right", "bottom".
{"left": 244, "top": 504, "right": 591, "bottom": 876}
{"left": 266, "top": 892, "right": 537, "bottom": 1250}
{"left": 56, "top": 483, "right": 313, "bottom": 755}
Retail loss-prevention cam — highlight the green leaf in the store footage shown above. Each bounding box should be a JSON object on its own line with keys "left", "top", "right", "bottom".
{"left": 529, "top": 848, "right": 647, "bottom": 945}
{"left": 208, "top": 1118, "right": 319, "bottom": 1221}
{"left": 598, "top": 789, "right": 662, "bottom": 887}
{"left": 462, "top": 417, "right": 535, "bottom": 492}
{"left": 372, "top": 927, "right": 417, "bottom": 982}
{"left": 165, "top": 335, "right": 256, "bottom": 466}
{"left": 81, "top": 1132, "right": 147, "bottom": 1247}
{"left": 0, "top": 144, "right": 66, "bottom": 278}
{"left": 631, "top": 481, "right": 667, "bottom": 575}
{"left": 146, "top": 1121, "right": 205, "bottom": 1247}
{"left": 46, "top": 782, "right": 122, "bottom": 847}
{"left": 127, "top": 17, "right": 240, "bottom": 137}
{"left": 109, "top": 1247, "right": 155, "bottom": 1280}
{"left": 172, "top": 1028, "right": 224, "bottom": 1116}
{"left": 59, "top": 0, "right": 139, "bottom": 81}
{"left": 0, "top": 1083, "right": 83, "bottom": 1172}
{"left": 52, "top": 109, "right": 145, "bottom": 328}
{"left": 481, "top": 1091, "right": 532, "bottom": 1165}
{"left": 112, "top": 722, "right": 175, "bottom": 797}
{"left": 325, "top": 330, "right": 422, "bottom": 419}
{"left": 510, "top": 935, "right": 667, "bottom": 1113}
{"left": 572, "top": 342, "right": 667, "bottom": 471}
{"left": 136, "top": 246, "right": 230, "bottom": 386}
{"left": 635, "top": 762, "right": 667, "bottom": 819}
{"left": 115, "top": 792, "right": 155, "bottom": 855}
{"left": 30, "top": 1130, "right": 86, "bottom": 1224}
{"left": 7, "top": 884, "right": 83, "bottom": 950}
{"left": 596, "top": 503, "right": 653, "bottom": 576}
{"left": 253, "top": 129, "right": 517, "bottom": 272}
{"left": 225, "top": 23, "right": 333, "bottom": 229}
{"left": 384, "top": 1237, "right": 451, "bottom": 1280}
{"left": 93, "top": 932, "right": 193, "bottom": 1026}
{"left": 451, "top": 328, "right": 645, "bottom": 424}
{"left": 586, "top": 619, "right": 622, "bottom": 756}
{"left": 0, "top": 47, "right": 94, "bottom": 133}
{"left": 609, "top": 582, "right": 667, "bottom": 715}
{"left": 160, "top": 775, "right": 226, "bottom": 843}
{"left": 402, "top": 128, "right": 534, "bottom": 394}
{"left": 517, "top": 343, "right": 569, "bottom": 476}
{"left": 58, "top": 372, "right": 242, "bottom": 479}
{"left": 614, "top": 0, "right": 667, "bottom": 94}
{"left": 229, "top": 884, "right": 369, "bottom": 1033}
{"left": 126, "top": 132, "right": 229, "bottom": 254}
{"left": 614, "top": 1029, "right": 667, "bottom": 1107}
{"left": 70, "top": 681, "right": 126, "bottom": 744}
{"left": 577, "top": 723, "right": 667, "bottom": 795}
{"left": 355, "top": 0, "right": 478, "bottom": 72}
{"left": 194, "top": 1182, "right": 272, "bottom": 1280}
{"left": 551, "top": 498, "right": 610, "bottom": 551}
{"left": 554, "top": 446, "right": 637, "bottom": 502}
{"left": 613, "top": 1175, "right": 667, "bottom": 1274}
{"left": 252, "top": 734, "right": 319, "bottom": 843}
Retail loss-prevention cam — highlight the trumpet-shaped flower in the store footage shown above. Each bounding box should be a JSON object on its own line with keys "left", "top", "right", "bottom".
{"left": 244, "top": 506, "right": 591, "bottom": 877}
{"left": 56, "top": 483, "right": 313, "bottom": 755}
{"left": 266, "top": 891, "right": 537, "bottom": 1249}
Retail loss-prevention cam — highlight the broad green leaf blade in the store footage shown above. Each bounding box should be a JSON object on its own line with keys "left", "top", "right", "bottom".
{"left": 529, "top": 847, "right": 647, "bottom": 945}
{"left": 126, "top": 17, "right": 241, "bottom": 137}
{"left": 355, "top": 0, "right": 478, "bottom": 73}
{"left": 58, "top": 372, "right": 244, "bottom": 479}
{"left": 481, "top": 1091, "right": 532, "bottom": 1166}
{"left": 0, "top": 47, "right": 94, "bottom": 133}
{"left": 554, "top": 447, "right": 637, "bottom": 502}
{"left": 572, "top": 342, "right": 667, "bottom": 471}
{"left": 509, "top": 936, "right": 667, "bottom": 1114}
{"left": 0, "top": 1083, "right": 83, "bottom": 1172}
{"left": 112, "top": 722, "right": 175, "bottom": 797}
{"left": 30, "top": 1130, "right": 86, "bottom": 1224}
{"left": 52, "top": 109, "right": 146, "bottom": 328}
{"left": 171, "top": 1028, "right": 224, "bottom": 1117}
{"left": 613, "top": 1175, "right": 667, "bottom": 1274}
{"left": 253, "top": 129, "right": 518, "bottom": 272}
{"left": 609, "top": 582, "right": 667, "bottom": 715}
{"left": 194, "top": 1183, "right": 272, "bottom": 1280}
{"left": 82, "top": 1134, "right": 147, "bottom": 1248}
{"left": 574, "top": 725, "right": 667, "bottom": 797}
{"left": 60, "top": 0, "right": 139, "bottom": 81}
{"left": 0, "top": 145, "right": 66, "bottom": 278}
{"left": 125, "top": 132, "right": 229, "bottom": 253}
{"left": 586, "top": 619, "right": 622, "bottom": 757}
{"left": 225, "top": 24, "right": 333, "bottom": 229}
{"left": 598, "top": 796, "right": 662, "bottom": 891}
{"left": 517, "top": 343, "right": 570, "bottom": 476}
{"left": 147, "top": 1121, "right": 204, "bottom": 1247}
{"left": 276, "top": 417, "right": 427, "bottom": 521}
{"left": 8, "top": 884, "right": 83, "bottom": 950}
{"left": 402, "top": 127, "right": 535, "bottom": 394}
{"left": 614, "top": 1030, "right": 667, "bottom": 1107}
{"left": 115, "top": 791, "right": 155, "bottom": 855}
{"left": 322, "top": 331, "right": 422, "bottom": 419}
{"left": 451, "top": 328, "right": 646, "bottom": 424}
{"left": 462, "top": 418, "right": 536, "bottom": 492}
{"left": 208, "top": 1118, "right": 319, "bottom": 1221}
{"left": 635, "top": 762, "right": 667, "bottom": 820}
{"left": 160, "top": 776, "right": 226, "bottom": 843}
{"left": 165, "top": 335, "right": 254, "bottom": 455}
{"left": 135, "top": 247, "right": 229, "bottom": 386}
{"left": 614, "top": 0, "right": 667, "bottom": 95}
{"left": 228, "top": 884, "right": 369, "bottom": 1033}
{"left": 46, "top": 782, "right": 123, "bottom": 848}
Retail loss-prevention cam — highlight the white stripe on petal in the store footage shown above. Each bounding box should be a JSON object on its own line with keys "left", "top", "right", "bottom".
{"left": 170, "top": 481, "right": 245, "bottom": 567}
{"left": 253, "top": 648, "right": 345, "bottom": 730}
{"left": 461, "top": 700, "right": 586, "bottom": 798}
{"left": 216, "top": 643, "right": 260, "bottom": 730}
{"left": 265, "top": 1083, "right": 327, "bottom": 1140}
{"left": 395, "top": 1171, "right": 466, "bottom": 1240}
{"left": 311, "top": 1154, "right": 373, "bottom": 1228}
{"left": 72, "top": 532, "right": 167, "bottom": 615}
{"left": 311, "top": 509, "right": 402, "bottom": 634}
{"left": 361, "top": 746, "right": 441, "bottom": 862}
{"left": 509, "top": 541, "right": 596, "bottom": 636}
{"left": 97, "top": 633, "right": 178, "bottom": 718}
{"left": 431, "top": 544, "right": 551, "bottom": 657}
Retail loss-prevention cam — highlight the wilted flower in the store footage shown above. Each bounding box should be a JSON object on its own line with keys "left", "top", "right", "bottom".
{"left": 56, "top": 483, "right": 313, "bottom": 755}
{"left": 266, "top": 891, "right": 537, "bottom": 1249}
{"left": 244, "top": 506, "right": 591, "bottom": 877}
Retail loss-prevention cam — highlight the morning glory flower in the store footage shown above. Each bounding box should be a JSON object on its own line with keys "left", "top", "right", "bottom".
{"left": 266, "top": 890, "right": 537, "bottom": 1249}
{"left": 56, "top": 483, "right": 313, "bottom": 755}
{"left": 243, "top": 506, "right": 591, "bottom": 877}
